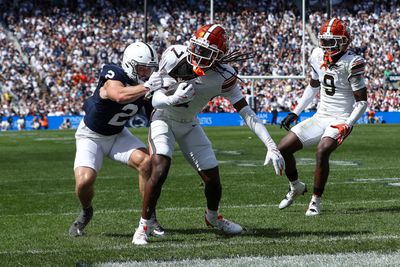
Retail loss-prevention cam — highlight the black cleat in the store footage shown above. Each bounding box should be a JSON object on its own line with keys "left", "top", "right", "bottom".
{"left": 69, "top": 206, "right": 93, "bottom": 237}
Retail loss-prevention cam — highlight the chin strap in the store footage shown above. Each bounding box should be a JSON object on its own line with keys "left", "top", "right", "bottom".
{"left": 320, "top": 52, "right": 333, "bottom": 70}
{"left": 193, "top": 66, "right": 205, "bottom": 76}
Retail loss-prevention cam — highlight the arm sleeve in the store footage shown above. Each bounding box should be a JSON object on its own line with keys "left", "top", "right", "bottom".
{"left": 239, "top": 105, "right": 277, "bottom": 150}
{"left": 345, "top": 100, "right": 367, "bottom": 126}
{"left": 293, "top": 85, "right": 320, "bottom": 115}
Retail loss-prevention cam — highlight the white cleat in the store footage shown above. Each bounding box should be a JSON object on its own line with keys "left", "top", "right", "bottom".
{"left": 205, "top": 213, "right": 242, "bottom": 235}
{"left": 279, "top": 181, "right": 307, "bottom": 209}
{"left": 305, "top": 197, "right": 321, "bottom": 216}
{"left": 132, "top": 224, "right": 151, "bottom": 245}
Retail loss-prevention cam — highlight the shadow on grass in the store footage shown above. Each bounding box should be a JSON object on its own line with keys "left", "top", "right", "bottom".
{"left": 102, "top": 228, "right": 241, "bottom": 240}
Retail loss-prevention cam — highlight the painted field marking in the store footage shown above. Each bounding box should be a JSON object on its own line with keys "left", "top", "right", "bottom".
{"left": 98, "top": 251, "right": 400, "bottom": 267}
{"left": 1, "top": 199, "right": 399, "bottom": 218}
{"left": 1, "top": 234, "right": 399, "bottom": 256}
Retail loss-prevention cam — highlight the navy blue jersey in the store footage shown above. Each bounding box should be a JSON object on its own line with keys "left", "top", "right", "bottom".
{"left": 83, "top": 64, "right": 150, "bottom": 135}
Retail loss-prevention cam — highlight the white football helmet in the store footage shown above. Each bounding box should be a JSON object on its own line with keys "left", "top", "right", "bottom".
{"left": 122, "top": 42, "right": 159, "bottom": 83}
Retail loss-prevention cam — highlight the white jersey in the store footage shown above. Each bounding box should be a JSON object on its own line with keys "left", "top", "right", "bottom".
{"left": 309, "top": 47, "right": 366, "bottom": 118}
{"left": 154, "top": 45, "right": 243, "bottom": 122}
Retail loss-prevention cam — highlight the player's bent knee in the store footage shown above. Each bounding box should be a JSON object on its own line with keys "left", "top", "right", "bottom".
{"left": 75, "top": 167, "right": 96, "bottom": 189}
{"left": 316, "top": 143, "right": 335, "bottom": 161}
{"left": 128, "top": 148, "right": 149, "bottom": 169}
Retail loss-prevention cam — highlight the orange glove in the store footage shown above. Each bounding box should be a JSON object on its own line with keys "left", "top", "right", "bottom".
{"left": 330, "top": 123, "right": 353, "bottom": 145}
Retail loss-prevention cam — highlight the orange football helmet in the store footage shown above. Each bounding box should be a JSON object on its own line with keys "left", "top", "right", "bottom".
{"left": 187, "top": 24, "right": 229, "bottom": 73}
{"left": 318, "top": 18, "right": 351, "bottom": 56}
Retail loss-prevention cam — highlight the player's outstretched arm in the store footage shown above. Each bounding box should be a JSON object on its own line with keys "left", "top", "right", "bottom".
{"left": 281, "top": 79, "right": 320, "bottom": 131}
{"left": 100, "top": 80, "right": 149, "bottom": 104}
{"left": 233, "top": 98, "right": 285, "bottom": 176}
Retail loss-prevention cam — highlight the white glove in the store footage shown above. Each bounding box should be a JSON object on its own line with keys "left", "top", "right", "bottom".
{"left": 144, "top": 72, "right": 163, "bottom": 93}
{"left": 169, "top": 82, "right": 195, "bottom": 105}
{"left": 264, "top": 148, "right": 285, "bottom": 176}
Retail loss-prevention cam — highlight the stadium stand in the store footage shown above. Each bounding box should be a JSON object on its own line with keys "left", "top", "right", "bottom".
{"left": 0, "top": 0, "right": 399, "bottom": 120}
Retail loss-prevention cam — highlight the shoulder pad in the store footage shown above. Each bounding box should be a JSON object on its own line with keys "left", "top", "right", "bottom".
{"left": 100, "top": 64, "right": 127, "bottom": 82}
{"left": 349, "top": 56, "right": 366, "bottom": 77}
{"left": 160, "top": 45, "right": 188, "bottom": 73}
{"left": 218, "top": 64, "right": 238, "bottom": 92}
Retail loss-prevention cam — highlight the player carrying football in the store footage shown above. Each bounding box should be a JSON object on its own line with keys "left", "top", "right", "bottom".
{"left": 132, "top": 24, "right": 285, "bottom": 245}
{"left": 278, "top": 18, "right": 368, "bottom": 215}
{"left": 69, "top": 42, "right": 164, "bottom": 237}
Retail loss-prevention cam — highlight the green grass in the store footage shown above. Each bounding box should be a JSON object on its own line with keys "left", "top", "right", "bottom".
{"left": 0, "top": 124, "right": 400, "bottom": 266}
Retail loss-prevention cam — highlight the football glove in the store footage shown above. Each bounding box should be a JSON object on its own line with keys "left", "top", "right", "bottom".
{"left": 144, "top": 72, "right": 163, "bottom": 94}
{"left": 264, "top": 148, "right": 285, "bottom": 176}
{"left": 280, "top": 112, "right": 298, "bottom": 131}
{"left": 330, "top": 123, "right": 352, "bottom": 145}
{"left": 169, "top": 82, "right": 195, "bottom": 105}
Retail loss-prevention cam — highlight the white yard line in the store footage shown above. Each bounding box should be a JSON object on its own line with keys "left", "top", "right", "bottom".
{"left": 98, "top": 251, "right": 400, "bottom": 267}
{"left": 0, "top": 199, "right": 398, "bottom": 218}
{"left": 1, "top": 235, "right": 399, "bottom": 256}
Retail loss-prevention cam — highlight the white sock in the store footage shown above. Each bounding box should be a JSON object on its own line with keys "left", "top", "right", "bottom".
{"left": 311, "top": 195, "right": 321, "bottom": 202}
{"left": 289, "top": 179, "right": 300, "bottom": 189}
{"left": 206, "top": 209, "right": 218, "bottom": 223}
{"left": 139, "top": 217, "right": 149, "bottom": 226}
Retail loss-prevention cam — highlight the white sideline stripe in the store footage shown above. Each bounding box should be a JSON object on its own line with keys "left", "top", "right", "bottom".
{"left": 1, "top": 235, "right": 399, "bottom": 256}
{"left": 98, "top": 251, "right": 400, "bottom": 267}
{"left": 0, "top": 199, "right": 398, "bottom": 218}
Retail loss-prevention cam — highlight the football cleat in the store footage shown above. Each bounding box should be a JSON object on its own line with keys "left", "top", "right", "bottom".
{"left": 279, "top": 181, "right": 307, "bottom": 209}
{"left": 150, "top": 220, "right": 165, "bottom": 237}
{"left": 132, "top": 223, "right": 150, "bottom": 245}
{"left": 205, "top": 213, "right": 242, "bottom": 235}
{"left": 305, "top": 197, "right": 321, "bottom": 216}
{"left": 69, "top": 206, "right": 93, "bottom": 237}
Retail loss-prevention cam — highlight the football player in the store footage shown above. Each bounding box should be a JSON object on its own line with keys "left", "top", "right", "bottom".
{"left": 278, "top": 18, "right": 368, "bottom": 216}
{"left": 69, "top": 42, "right": 164, "bottom": 237}
{"left": 132, "top": 24, "right": 285, "bottom": 245}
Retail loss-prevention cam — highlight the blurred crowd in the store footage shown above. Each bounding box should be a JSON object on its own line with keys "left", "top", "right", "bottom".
{"left": 0, "top": 0, "right": 399, "bottom": 122}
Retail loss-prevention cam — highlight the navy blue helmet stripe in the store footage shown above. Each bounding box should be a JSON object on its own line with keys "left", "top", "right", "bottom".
{"left": 144, "top": 43, "right": 155, "bottom": 61}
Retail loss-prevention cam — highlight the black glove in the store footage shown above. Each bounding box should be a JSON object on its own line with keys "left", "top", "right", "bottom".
{"left": 280, "top": 112, "right": 298, "bottom": 131}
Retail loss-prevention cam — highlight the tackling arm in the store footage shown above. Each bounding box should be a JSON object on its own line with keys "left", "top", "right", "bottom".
{"left": 101, "top": 80, "right": 148, "bottom": 104}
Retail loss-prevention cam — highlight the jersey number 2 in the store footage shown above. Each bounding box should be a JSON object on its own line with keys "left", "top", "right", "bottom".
{"left": 108, "top": 104, "right": 138, "bottom": 126}
{"left": 323, "top": 74, "right": 336, "bottom": 96}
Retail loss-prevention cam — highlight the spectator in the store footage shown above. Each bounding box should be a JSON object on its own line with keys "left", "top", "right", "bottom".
{"left": 16, "top": 113, "right": 25, "bottom": 130}
{"left": 39, "top": 113, "right": 48, "bottom": 129}
{"left": 367, "top": 109, "right": 379, "bottom": 124}
{"left": 59, "top": 118, "right": 71, "bottom": 129}
{"left": 32, "top": 116, "right": 40, "bottom": 130}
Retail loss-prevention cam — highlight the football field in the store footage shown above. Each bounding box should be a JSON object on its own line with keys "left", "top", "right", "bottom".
{"left": 1, "top": 124, "right": 400, "bottom": 266}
